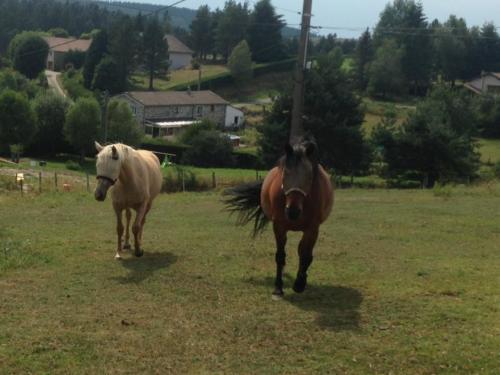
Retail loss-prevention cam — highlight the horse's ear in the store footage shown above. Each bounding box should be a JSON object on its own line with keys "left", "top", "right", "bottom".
{"left": 305, "top": 142, "right": 316, "bottom": 158}
{"left": 111, "top": 145, "right": 119, "bottom": 160}
{"left": 95, "top": 141, "right": 103, "bottom": 153}
{"left": 285, "top": 143, "right": 294, "bottom": 157}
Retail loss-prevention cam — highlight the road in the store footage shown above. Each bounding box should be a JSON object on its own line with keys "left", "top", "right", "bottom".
{"left": 45, "top": 70, "right": 67, "bottom": 98}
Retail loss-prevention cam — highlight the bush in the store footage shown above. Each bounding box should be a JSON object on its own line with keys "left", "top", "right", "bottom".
{"left": 65, "top": 160, "right": 81, "bottom": 171}
{"left": 495, "top": 162, "right": 500, "bottom": 179}
{"left": 162, "top": 165, "right": 211, "bottom": 192}
{"left": 433, "top": 183, "right": 453, "bottom": 199}
{"left": 182, "top": 130, "right": 234, "bottom": 167}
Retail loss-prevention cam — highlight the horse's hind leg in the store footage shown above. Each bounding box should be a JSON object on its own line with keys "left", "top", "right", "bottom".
{"left": 123, "top": 208, "right": 132, "bottom": 250}
{"left": 138, "top": 202, "right": 152, "bottom": 243}
{"left": 293, "top": 227, "right": 318, "bottom": 293}
{"left": 113, "top": 205, "right": 124, "bottom": 260}
{"left": 272, "top": 222, "right": 287, "bottom": 298}
{"left": 132, "top": 203, "right": 148, "bottom": 258}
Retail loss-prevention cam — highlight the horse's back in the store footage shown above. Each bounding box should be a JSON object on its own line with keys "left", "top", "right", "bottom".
{"left": 137, "top": 150, "right": 162, "bottom": 199}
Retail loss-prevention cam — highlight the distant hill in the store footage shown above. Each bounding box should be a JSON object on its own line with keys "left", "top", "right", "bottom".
{"left": 88, "top": 1, "right": 300, "bottom": 37}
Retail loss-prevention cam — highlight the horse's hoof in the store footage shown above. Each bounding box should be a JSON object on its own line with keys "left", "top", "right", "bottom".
{"left": 134, "top": 250, "right": 144, "bottom": 258}
{"left": 123, "top": 244, "right": 131, "bottom": 250}
{"left": 115, "top": 254, "right": 122, "bottom": 260}
{"left": 293, "top": 278, "right": 307, "bottom": 293}
{"left": 272, "top": 289, "right": 284, "bottom": 300}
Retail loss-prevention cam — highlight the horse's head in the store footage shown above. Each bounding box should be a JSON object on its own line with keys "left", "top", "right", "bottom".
{"left": 281, "top": 140, "right": 318, "bottom": 221}
{"left": 94, "top": 141, "right": 122, "bottom": 202}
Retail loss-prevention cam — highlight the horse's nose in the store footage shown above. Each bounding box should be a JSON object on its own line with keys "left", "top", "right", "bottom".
{"left": 286, "top": 206, "right": 302, "bottom": 221}
{"left": 94, "top": 190, "right": 106, "bottom": 201}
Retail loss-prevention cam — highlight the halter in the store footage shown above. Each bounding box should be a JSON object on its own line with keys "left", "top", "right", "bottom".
{"left": 281, "top": 171, "right": 308, "bottom": 197}
{"left": 96, "top": 175, "right": 117, "bottom": 185}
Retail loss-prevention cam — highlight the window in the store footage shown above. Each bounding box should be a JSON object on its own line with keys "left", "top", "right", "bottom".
{"left": 197, "top": 106, "right": 203, "bottom": 115}
{"left": 210, "top": 105, "right": 215, "bottom": 112}
{"left": 234, "top": 116, "right": 239, "bottom": 125}
{"left": 174, "top": 106, "right": 179, "bottom": 114}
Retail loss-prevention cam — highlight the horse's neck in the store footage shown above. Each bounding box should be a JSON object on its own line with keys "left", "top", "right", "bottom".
{"left": 117, "top": 145, "right": 135, "bottom": 184}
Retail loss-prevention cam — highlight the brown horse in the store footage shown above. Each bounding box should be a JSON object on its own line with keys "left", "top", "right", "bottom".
{"left": 225, "top": 139, "right": 334, "bottom": 297}
{"left": 94, "top": 142, "right": 163, "bottom": 259}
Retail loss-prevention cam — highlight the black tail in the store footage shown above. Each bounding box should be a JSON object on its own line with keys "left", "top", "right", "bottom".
{"left": 223, "top": 181, "right": 270, "bottom": 237}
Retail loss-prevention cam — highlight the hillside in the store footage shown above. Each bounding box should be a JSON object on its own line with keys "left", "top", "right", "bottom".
{"left": 90, "top": 0, "right": 300, "bottom": 37}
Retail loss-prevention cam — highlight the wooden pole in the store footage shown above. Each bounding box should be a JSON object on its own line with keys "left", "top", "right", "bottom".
{"left": 290, "top": 0, "right": 313, "bottom": 144}
{"left": 212, "top": 172, "right": 216, "bottom": 189}
{"left": 54, "top": 172, "right": 58, "bottom": 191}
{"left": 86, "top": 173, "right": 90, "bottom": 193}
{"left": 39, "top": 172, "right": 42, "bottom": 193}
{"left": 181, "top": 169, "right": 185, "bottom": 192}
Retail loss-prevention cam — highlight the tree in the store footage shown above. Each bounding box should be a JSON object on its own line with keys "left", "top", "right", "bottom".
{"left": 228, "top": 40, "right": 253, "bottom": 86}
{"left": 215, "top": 1, "right": 249, "bottom": 61}
{"left": 64, "top": 97, "right": 101, "bottom": 163}
{"left": 83, "top": 30, "right": 108, "bottom": 89}
{"left": 478, "top": 23, "right": 500, "bottom": 73}
{"left": 374, "top": 0, "right": 433, "bottom": 94}
{"left": 12, "top": 34, "right": 49, "bottom": 79}
{"left": 368, "top": 39, "right": 406, "bottom": 98}
{"left": 182, "top": 130, "right": 234, "bottom": 167}
{"left": 473, "top": 95, "right": 500, "bottom": 138}
{"left": 48, "top": 28, "right": 69, "bottom": 38}
{"left": 259, "top": 53, "right": 367, "bottom": 174}
{"left": 354, "top": 29, "right": 374, "bottom": 90}
{"left": 109, "top": 15, "right": 139, "bottom": 92}
{"left": 106, "top": 99, "right": 143, "bottom": 147}
{"left": 0, "top": 90, "right": 37, "bottom": 159}
{"left": 190, "top": 5, "right": 213, "bottom": 60}
{"left": 142, "top": 16, "right": 169, "bottom": 91}
{"left": 374, "top": 86, "right": 480, "bottom": 186}
{"left": 180, "top": 118, "right": 217, "bottom": 145}
{"left": 64, "top": 49, "right": 86, "bottom": 70}
{"left": 434, "top": 29, "right": 466, "bottom": 86}
{"left": 32, "top": 91, "right": 69, "bottom": 156}
{"left": 248, "top": 0, "right": 284, "bottom": 63}
{"left": 92, "top": 56, "right": 122, "bottom": 94}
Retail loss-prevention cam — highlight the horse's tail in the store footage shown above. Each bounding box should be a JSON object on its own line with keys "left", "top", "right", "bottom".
{"left": 223, "top": 181, "right": 270, "bottom": 237}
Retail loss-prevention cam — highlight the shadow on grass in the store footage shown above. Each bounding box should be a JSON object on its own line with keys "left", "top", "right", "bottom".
{"left": 248, "top": 275, "right": 363, "bottom": 331}
{"left": 113, "top": 251, "right": 177, "bottom": 284}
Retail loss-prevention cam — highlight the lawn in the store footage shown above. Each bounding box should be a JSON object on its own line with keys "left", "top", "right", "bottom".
{"left": 1, "top": 185, "right": 500, "bottom": 373}
{"left": 131, "top": 64, "right": 229, "bottom": 91}
{"left": 478, "top": 138, "right": 500, "bottom": 164}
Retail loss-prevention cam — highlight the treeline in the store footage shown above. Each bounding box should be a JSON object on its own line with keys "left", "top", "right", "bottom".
{"left": 351, "top": 0, "right": 500, "bottom": 97}
{"left": 259, "top": 48, "right": 500, "bottom": 187}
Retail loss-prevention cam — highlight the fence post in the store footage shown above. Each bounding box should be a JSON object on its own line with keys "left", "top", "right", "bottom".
{"left": 181, "top": 169, "right": 185, "bottom": 192}
{"left": 86, "top": 173, "right": 90, "bottom": 193}
{"left": 212, "top": 172, "right": 216, "bottom": 189}
{"left": 20, "top": 179, "right": 23, "bottom": 196}
{"left": 39, "top": 172, "right": 42, "bottom": 193}
{"left": 54, "top": 172, "right": 58, "bottom": 191}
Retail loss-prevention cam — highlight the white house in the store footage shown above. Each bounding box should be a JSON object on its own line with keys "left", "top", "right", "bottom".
{"left": 225, "top": 106, "right": 245, "bottom": 129}
{"left": 115, "top": 90, "right": 245, "bottom": 140}
{"left": 464, "top": 72, "right": 500, "bottom": 95}
{"left": 44, "top": 37, "right": 91, "bottom": 71}
{"left": 165, "top": 34, "right": 193, "bottom": 70}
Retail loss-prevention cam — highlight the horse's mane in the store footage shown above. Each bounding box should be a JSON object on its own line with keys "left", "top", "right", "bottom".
{"left": 277, "top": 138, "right": 320, "bottom": 177}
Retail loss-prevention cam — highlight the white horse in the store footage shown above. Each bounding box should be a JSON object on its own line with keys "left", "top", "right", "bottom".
{"left": 94, "top": 142, "right": 163, "bottom": 259}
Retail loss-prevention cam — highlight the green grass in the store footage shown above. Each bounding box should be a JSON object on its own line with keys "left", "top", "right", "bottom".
{"left": 478, "top": 138, "right": 500, "bottom": 164}
{"left": 362, "top": 97, "right": 415, "bottom": 135}
{"left": 1, "top": 185, "right": 500, "bottom": 373}
{"left": 131, "top": 64, "right": 229, "bottom": 91}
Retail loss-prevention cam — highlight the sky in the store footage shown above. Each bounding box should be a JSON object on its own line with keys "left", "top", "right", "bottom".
{"left": 126, "top": 0, "right": 500, "bottom": 38}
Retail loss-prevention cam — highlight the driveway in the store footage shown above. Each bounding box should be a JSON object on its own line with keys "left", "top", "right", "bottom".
{"left": 45, "top": 70, "right": 67, "bottom": 98}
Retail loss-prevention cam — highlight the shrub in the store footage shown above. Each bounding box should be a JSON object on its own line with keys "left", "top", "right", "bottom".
{"left": 65, "top": 160, "right": 81, "bottom": 171}
{"left": 433, "top": 183, "right": 453, "bottom": 199}
{"left": 182, "top": 130, "right": 234, "bottom": 168}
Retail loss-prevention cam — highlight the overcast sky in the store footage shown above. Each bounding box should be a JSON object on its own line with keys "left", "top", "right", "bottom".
{"left": 127, "top": 0, "right": 500, "bottom": 37}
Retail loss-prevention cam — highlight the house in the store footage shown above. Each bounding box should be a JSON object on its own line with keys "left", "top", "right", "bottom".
{"left": 115, "top": 90, "right": 245, "bottom": 140}
{"left": 464, "top": 72, "right": 500, "bottom": 95}
{"left": 165, "top": 34, "right": 193, "bottom": 70}
{"left": 225, "top": 106, "right": 245, "bottom": 130}
{"left": 43, "top": 37, "right": 91, "bottom": 71}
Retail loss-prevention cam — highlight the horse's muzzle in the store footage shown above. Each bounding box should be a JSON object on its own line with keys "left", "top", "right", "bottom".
{"left": 94, "top": 189, "right": 107, "bottom": 202}
{"left": 286, "top": 206, "right": 302, "bottom": 221}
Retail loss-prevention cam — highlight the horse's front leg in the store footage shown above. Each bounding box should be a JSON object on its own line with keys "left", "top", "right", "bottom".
{"left": 132, "top": 204, "right": 148, "bottom": 257}
{"left": 272, "top": 222, "right": 287, "bottom": 298}
{"left": 293, "top": 227, "right": 319, "bottom": 293}
{"left": 138, "top": 202, "right": 152, "bottom": 243}
{"left": 123, "top": 208, "right": 132, "bottom": 250}
{"left": 113, "top": 205, "right": 124, "bottom": 260}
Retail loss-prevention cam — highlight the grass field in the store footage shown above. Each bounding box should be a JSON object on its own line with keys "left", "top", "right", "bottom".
{"left": 131, "top": 64, "right": 229, "bottom": 91}
{"left": 1, "top": 185, "right": 500, "bottom": 373}
{"left": 478, "top": 138, "right": 500, "bottom": 164}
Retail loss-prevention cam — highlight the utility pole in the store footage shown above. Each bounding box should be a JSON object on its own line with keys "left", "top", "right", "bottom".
{"left": 101, "top": 90, "right": 110, "bottom": 143}
{"left": 290, "top": 0, "right": 313, "bottom": 145}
